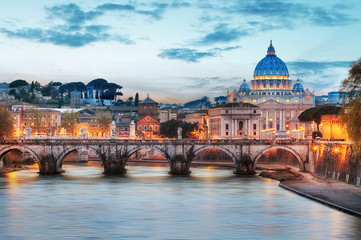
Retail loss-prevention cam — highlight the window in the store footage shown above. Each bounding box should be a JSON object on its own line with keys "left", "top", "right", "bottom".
{"left": 277, "top": 124, "right": 279, "bottom": 131}
{"left": 252, "top": 98, "right": 256, "bottom": 103}
{"left": 253, "top": 110, "right": 256, "bottom": 113}
{"left": 225, "top": 124, "right": 229, "bottom": 130}
{"left": 146, "top": 117, "right": 150, "bottom": 121}
{"left": 244, "top": 99, "right": 248, "bottom": 103}
{"left": 239, "top": 121, "right": 243, "bottom": 130}
{"left": 138, "top": 125, "right": 142, "bottom": 131}
{"left": 150, "top": 125, "right": 153, "bottom": 131}
{"left": 254, "top": 132, "right": 256, "bottom": 136}
{"left": 295, "top": 99, "right": 298, "bottom": 103}
{"left": 144, "top": 125, "right": 147, "bottom": 130}
{"left": 253, "top": 124, "right": 257, "bottom": 130}
{"left": 226, "top": 132, "right": 229, "bottom": 136}
{"left": 225, "top": 110, "right": 228, "bottom": 113}
{"left": 155, "top": 126, "right": 158, "bottom": 131}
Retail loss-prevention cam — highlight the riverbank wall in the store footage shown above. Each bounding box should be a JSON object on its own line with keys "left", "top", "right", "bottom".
{"left": 313, "top": 141, "right": 361, "bottom": 187}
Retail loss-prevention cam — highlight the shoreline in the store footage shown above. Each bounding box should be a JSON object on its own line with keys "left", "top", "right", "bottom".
{"left": 256, "top": 165, "right": 361, "bottom": 218}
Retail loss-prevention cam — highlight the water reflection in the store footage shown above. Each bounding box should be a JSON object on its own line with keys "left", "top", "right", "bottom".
{"left": 0, "top": 163, "right": 360, "bottom": 239}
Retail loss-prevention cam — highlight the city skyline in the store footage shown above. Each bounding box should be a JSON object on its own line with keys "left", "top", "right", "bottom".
{"left": 0, "top": 0, "right": 360, "bottom": 103}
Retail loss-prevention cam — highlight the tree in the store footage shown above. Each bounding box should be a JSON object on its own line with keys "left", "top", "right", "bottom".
{"left": 298, "top": 105, "right": 340, "bottom": 132}
{"left": 339, "top": 58, "right": 361, "bottom": 156}
{"left": 9, "top": 79, "right": 28, "bottom": 88}
{"left": 97, "top": 111, "right": 112, "bottom": 137}
{"left": 60, "top": 111, "right": 79, "bottom": 136}
{"left": 135, "top": 93, "right": 139, "bottom": 106}
{"left": 0, "top": 106, "right": 14, "bottom": 139}
{"left": 30, "top": 108, "right": 43, "bottom": 133}
{"left": 160, "top": 119, "right": 198, "bottom": 138}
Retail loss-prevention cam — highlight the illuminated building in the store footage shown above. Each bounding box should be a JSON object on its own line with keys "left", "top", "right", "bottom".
{"left": 208, "top": 103, "right": 261, "bottom": 139}
{"left": 227, "top": 41, "right": 314, "bottom": 138}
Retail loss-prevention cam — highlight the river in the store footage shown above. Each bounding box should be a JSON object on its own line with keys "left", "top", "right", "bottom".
{"left": 0, "top": 163, "right": 360, "bottom": 239}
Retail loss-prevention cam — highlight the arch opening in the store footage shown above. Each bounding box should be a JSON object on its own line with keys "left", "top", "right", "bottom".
{"left": 57, "top": 147, "right": 103, "bottom": 174}
{"left": 128, "top": 147, "right": 168, "bottom": 166}
{"left": 0, "top": 147, "right": 40, "bottom": 172}
{"left": 255, "top": 147, "right": 303, "bottom": 171}
{"left": 192, "top": 148, "right": 234, "bottom": 167}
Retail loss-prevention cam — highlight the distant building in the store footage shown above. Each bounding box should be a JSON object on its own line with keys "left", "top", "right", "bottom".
{"left": 0, "top": 82, "right": 11, "bottom": 100}
{"left": 70, "top": 90, "right": 81, "bottom": 108}
{"left": 184, "top": 110, "right": 208, "bottom": 125}
{"left": 138, "top": 96, "right": 158, "bottom": 120}
{"left": 208, "top": 103, "right": 261, "bottom": 139}
{"left": 315, "top": 91, "right": 348, "bottom": 106}
{"left": 159, "top": 107, "right": 178, "bottom": 123}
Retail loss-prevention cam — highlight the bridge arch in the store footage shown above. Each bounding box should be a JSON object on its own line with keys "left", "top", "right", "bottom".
{"left": 127, "top": 145, "right": 170, "bottom": 163}
{"left": 56, "top": 146, "right": 101, "bottom": 171}
{"left": 0, "top": 145, "right": 41, "bottom": 166}
{"left": 193, "top": 146, "right": 238, "bottom": 163}
{"left": 253, "top": 145, "right": 305, "bottom": 171}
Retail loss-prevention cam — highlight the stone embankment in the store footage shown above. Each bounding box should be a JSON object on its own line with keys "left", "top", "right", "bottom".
{"left": 258, "top": 165, "right": 361, "bottom": 217}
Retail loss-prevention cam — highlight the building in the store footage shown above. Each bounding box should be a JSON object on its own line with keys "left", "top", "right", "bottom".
{"left": 227, "top": 41, "right": 314, "bottom": 139}
{"left": 11, "top": 108, "right": 62, "bottom": 136}
{"left": 70, "top": 90, "right": 81, "bottom": 108}
{"left": 138, "top": 96, "right": 158, "bottom": 120}
{"left": 159, "top": 107, "right": 178, "bottom": 123}
{"left": 208, "top": 103, "right": 261, "bottom": 139}
{"left": 137, "top": 115, "right": 160, "bottom": 138}
{"left": 320, "top": 115, "right": 349, "bottom": 141}
{"left": 315, "top": 91, "right": 348, "bottom": 106}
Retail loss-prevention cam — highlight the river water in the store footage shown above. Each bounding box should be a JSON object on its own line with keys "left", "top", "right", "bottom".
{"left": 0, "top": 163, "right": 360, "bottom": 239}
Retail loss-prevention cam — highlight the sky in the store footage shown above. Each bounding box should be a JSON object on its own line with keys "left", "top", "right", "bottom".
{"left": 0, "top": 0, "right": 360, "bottom": 103}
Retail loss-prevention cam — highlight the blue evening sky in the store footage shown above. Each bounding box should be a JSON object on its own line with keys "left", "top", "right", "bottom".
{"left": 0, "top": 0, "right": 360, "bottom": 103}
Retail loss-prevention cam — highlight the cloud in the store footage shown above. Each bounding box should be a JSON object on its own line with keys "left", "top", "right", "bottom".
{"left": 46, "top": 3, "right": 102, "bottom": 25}
{"left": 96, "top": 1, "right": 190, "bottom": 20}
{"left": 158, "top": 45, "right": 240, "bottom": 62}
{"left": 158, "top": 48, "right": 216, "bottom": 62}
{"left": 0, "top": 3, "right": 136, "bottom": 47}
{"left": 198, "top": 0, "right": 357, "bottom": 28}
{"left": 287, "top": 60, "right": 352, "bottom": 76}
{"left": 196, "top": 24, "right": 249, "bottom": 45}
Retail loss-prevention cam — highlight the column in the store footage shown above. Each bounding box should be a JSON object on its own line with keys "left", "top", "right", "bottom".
{"left": 273, "top": 110, "right": 277, "bottom": 129}
{"left": 266, "top": 110, "right": 269, "bottom": 129}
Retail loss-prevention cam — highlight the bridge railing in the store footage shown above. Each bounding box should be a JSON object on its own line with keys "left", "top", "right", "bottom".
{"left": 0, "top": 137, "right": 312, "bottom": 146}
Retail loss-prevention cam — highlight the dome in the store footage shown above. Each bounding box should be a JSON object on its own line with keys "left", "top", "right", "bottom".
{"left": 293, "top": 79, "right": 304, "bottom": 92}
{"left": 253, "top": 41, "right": 289, "bottom": 79}
{"left": 239, "top": 79, "right": 250, "bottom": 91}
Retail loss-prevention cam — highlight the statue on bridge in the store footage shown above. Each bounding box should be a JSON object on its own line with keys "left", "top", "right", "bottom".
{"left": 24, "top": 127, "right": 32, "bottom": 138}
{"left": 177, "top": 127, "right": 182, "bottom": 140}
{"left": 80, "top": 128, "right": 87, "bottom": 138}
{"left": 111, "top": 121, "right": 117, "bottom": 138}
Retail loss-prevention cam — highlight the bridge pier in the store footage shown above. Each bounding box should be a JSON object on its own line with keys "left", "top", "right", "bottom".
{"left": 39, "top": 155, "right": 61, "bottom": 174}
{"left": 169, "top": 155, "right": 191, "bottom": 175}
{"left": 102, "top": 158, "right": 127, "bottom": 174}
{"left": 234, "top": 154, "right": 256, "bottom": 175}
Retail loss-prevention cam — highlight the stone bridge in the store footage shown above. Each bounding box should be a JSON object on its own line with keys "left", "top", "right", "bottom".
{"left": 0, "top": 138, "right": 315, "bottom": 175}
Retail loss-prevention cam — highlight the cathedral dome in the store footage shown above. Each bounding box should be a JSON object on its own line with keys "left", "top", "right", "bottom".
{"left": 293, "top": 79, "right": 304, "bottom": 92}
{"left": 253, "top": 41, "right": 289, "bottom": 80}
{"left": 239, "top": 79, "right": 250, "bottom": 91}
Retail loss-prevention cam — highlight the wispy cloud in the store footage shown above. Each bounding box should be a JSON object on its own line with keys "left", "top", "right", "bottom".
{"left": 0, "top": 3, "right": 135, "bottom": 47}
{"left": 195, "top": 0, "right": 357, "bottom": 41}
{"left": 287, "top": 60, "right": 352, "bottom": 76}
{"left": 196, "top": 24, "right": 249, "bottom": 45}
{"left": 158, "top": 45, "right": 240, "bottom": 62}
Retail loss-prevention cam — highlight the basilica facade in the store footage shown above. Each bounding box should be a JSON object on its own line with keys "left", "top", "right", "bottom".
{"left": 227, "top": 41, "right": 315, "bottom": 138}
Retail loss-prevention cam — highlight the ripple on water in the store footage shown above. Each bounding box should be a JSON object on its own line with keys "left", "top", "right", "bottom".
{"left": 0, "top": 163, "right": 360, "bottom": 240}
